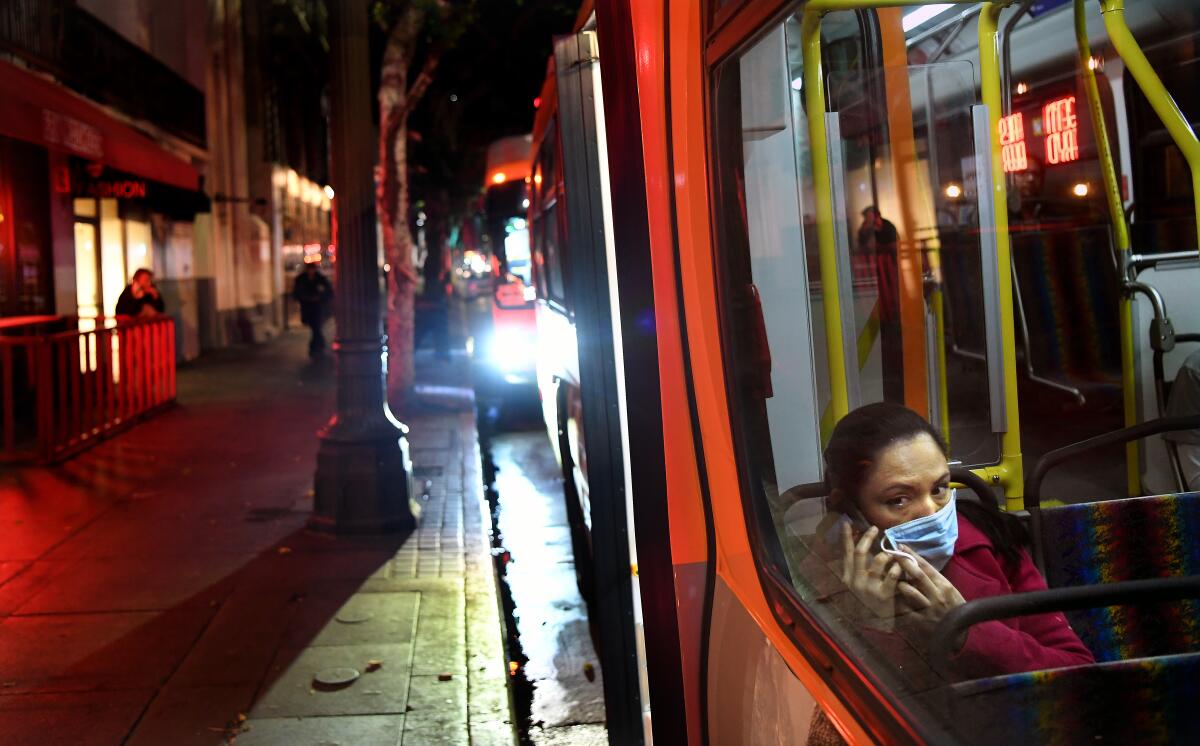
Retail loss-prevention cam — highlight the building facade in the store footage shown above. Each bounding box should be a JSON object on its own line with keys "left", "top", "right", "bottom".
{"left": 0, "top": 0, "right": 332, "bottom": 356}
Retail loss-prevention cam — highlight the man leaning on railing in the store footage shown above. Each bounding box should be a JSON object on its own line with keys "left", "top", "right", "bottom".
{"left": 115, "top": 268, "right": 165, "bottom": 318}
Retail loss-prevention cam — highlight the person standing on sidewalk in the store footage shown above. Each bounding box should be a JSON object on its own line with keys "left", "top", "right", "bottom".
{"left": 293, "top": 262, "right": 334, "bottom": 357}
{"left": 115, "top": 268, "right": 165, "bottom": 318}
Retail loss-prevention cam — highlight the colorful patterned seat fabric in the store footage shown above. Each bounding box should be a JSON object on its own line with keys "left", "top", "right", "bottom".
{"left": 948, "top": 653, "right": 1200, "bottom": 744}
{"left": 1038, "top": 491, "right": 1200, "bottom": 661}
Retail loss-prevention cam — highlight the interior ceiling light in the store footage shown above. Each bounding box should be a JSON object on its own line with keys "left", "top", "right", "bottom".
{"left": 903, "top": 4, "right": 954, "bottom": 33}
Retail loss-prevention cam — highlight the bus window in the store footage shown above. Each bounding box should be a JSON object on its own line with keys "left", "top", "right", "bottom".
{"left": 711, "top": 10, "right": 1016, "bottom": 741}
{"left": 1129, "top": 30, "right": 1200, "bottom": 253}
{"left": 531, "top": 122, "right": 569, "bottom": 309}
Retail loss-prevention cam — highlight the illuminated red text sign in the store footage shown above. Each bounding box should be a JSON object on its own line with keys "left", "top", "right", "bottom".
{"left": 1043, "top": 96, "right": 1079, "bottom": 165}
{"left": 83, "top": 180, "right": 147, "bottom": 199}
{"left": 998, "top": 112, "right": 1028, "bottom": 172}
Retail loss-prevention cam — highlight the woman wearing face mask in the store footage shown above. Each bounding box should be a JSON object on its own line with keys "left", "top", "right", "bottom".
{"left": 822, "top": 402, "right": 1094, "bottom": 679}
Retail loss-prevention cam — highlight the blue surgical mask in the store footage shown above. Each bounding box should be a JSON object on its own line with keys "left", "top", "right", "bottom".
{"left": 879, "top": 489, "right": 958, "bottom": 570}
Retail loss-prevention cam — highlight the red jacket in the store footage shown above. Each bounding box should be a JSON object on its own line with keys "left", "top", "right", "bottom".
{"left": 942, "top": 516, "right": 1095, "bottom": 678}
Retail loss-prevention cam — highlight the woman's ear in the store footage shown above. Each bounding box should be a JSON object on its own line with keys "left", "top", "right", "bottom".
{"left": 828, "top": 488, "right": 847, "bottom": 513}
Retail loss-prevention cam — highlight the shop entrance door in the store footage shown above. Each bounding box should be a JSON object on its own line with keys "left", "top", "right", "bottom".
{"left": 73, "top": 199, "right": 101, "bottom": 319}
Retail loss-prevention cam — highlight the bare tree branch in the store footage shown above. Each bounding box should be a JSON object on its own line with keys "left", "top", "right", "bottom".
{"left": 399, "top": 53, "right": 440, "bottom": 120}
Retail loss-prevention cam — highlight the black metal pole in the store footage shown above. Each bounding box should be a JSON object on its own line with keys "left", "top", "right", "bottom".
{"left": 311, "top": 0, "right": 414, "bottom": 533}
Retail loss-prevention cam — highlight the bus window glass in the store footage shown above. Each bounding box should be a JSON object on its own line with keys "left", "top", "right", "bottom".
{"left": 712, "top": 12, "right": 1021, "bottom": 741}
{"left": 543, "top": 201, "right": 567, "bottom": 303}
{"left": 504, "top": 217, "right": 532, "bottom": 285}
{"left": 1129, "top": 30, "right": 1200, "bottom": 253}
{"left": 531, "top": 121, "right": 568, "bottom": 307}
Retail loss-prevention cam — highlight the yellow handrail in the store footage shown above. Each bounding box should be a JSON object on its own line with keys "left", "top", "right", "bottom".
{"left": 976, "top": 2, "right": 1024, "bottom": 503}
{"left": 1075, "top": 0, "right": 1139, "bottom": 494}
{"left": 800, "top": 10, "right": 851, "bottom": 425}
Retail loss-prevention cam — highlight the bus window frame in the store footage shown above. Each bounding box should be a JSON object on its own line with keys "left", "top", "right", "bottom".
{"left": 531, "top": 119, "right": 572, "bottom": 315}
{"left": 1126, "top": 32, "right": 1200, "bottom": 242}
{"left": 701, "top": 7, "right": 940, "bottom": 745}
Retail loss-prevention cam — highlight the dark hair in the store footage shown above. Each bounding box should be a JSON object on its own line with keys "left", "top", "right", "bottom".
{"left": 824, "top": 402, "right": 1029, "bottom": 566}
{"left": 132, "top": 268, "right": 153, "bottom": 281}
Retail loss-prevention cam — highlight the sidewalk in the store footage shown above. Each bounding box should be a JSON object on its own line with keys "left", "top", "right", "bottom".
{"left": 0, "top": 328, "right": 514, "bottom": 745}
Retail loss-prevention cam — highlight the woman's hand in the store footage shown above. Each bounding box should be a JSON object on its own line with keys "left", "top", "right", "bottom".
{"left": 893, "top": 547, "right": 966, "bottom": 645}
{"left": 840, "top": 523, "right": 903, "bottom": 624}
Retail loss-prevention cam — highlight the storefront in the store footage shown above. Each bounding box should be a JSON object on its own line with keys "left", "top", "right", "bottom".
{"left": 0, "top": 58, "right": 208, "bottom": 358}
{"left": 270, "top": 165, "right": 333, "bottom": 325}
{"left": 69, "top": 162, "right": 207, "bottom": 319}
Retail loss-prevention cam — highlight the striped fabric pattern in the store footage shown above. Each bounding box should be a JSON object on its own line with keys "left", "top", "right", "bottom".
{"left": 1039, "top": 492, "right": 1200, "bottom": 661}
{"left": 952, "top": 653, "right": 1200, "bottom": 744}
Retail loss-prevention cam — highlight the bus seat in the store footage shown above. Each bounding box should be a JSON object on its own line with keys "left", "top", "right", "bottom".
{"left": 945, "top": 652, "right": 1200, "bottom": 743}
{"left": 1038, "top": 492, "right": 1200, "bottom": 660}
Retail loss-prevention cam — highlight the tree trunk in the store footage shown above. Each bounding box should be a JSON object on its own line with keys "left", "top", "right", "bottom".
{"left": 376, "top": 10, "right": 437, "bottom": 412}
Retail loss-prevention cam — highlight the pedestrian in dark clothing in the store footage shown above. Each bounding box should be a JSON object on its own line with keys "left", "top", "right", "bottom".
{"left": 415, "top": 267, "right": 453, "bottom": 361}
{"left": 115, "top": 268, "right": 165, "bottom": 318}
{"left": 857, "top": 206, "right": 904, "bottom": 403}
{"left": 293, "top": 263, "right": 333, "bottom": 357}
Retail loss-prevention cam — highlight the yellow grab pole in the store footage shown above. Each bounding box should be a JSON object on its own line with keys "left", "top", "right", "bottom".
{"left": 801, "top": 9, "right": 851, "bottom": 426}
{"left": 1100, "top": 0, "right": 1200, "bottom": 251}
{"left": 978, "top": 2, "right": 1025, "bottom": 503}
{"left": 1076, "top": 0, "right": 1140, "bottom": 494}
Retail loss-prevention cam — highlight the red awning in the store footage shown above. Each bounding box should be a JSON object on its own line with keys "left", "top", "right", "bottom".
{"left": 0, "top": 59, "right": 201, "bottom": 192}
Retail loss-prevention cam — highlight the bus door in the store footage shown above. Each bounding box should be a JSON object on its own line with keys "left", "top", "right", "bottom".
{"left": 551, "top": 28, "right": 650, "bottom": 744}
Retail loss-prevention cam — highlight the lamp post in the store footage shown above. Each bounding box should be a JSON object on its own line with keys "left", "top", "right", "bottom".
{"left": 311, "top": 0, "right": 414, "bottom": 534}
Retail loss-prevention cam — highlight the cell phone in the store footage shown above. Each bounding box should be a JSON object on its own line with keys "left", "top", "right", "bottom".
{"left": 823, "top": 507, "right": 880, "bottom": 552}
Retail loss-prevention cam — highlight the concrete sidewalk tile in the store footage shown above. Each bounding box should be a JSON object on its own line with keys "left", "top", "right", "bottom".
{"left": 0, "top": 689, "right": 152, "bottom": 746}
{"left": 283, "top": 592, "right": 418, "bottom": 648}
{"left": 411, "top": 640, "right": 467, "bottom": 677}
{"left": 470, "top": 719, "right": 518, "bottom": 746}
{"left": 235, "top": 548, "right": 399, "bottom": 594}
{"left": 401, "top": 716, "right": 468, "bottom": 746}
{"left": 405, "top": 673, "right": 466, "bottom": 724}
{"left": 0, "top": 608, "right": 213, "bottom": 694}
{"left": 169, "top": 588, "right": 302, "bottom": 687}
{"left": 44, "top": 512, "right": 304, "bottom": 561}
{"left": 0, "top": 561, "right": 27, "bottom": 589}
{"left": 252, "top": 643, "right": 412, "bottom": 718}
{"left": 237, "top": 714, "right": 404, "bottom": 745}
{"left": 15, "top": 553, "right": 253, "bottom": 614}
{"left": 125, "top": 683, "right": 257, "bottom": 746}
{"left": 0, "top": 521, "right": 79, "bottom": 562}
{"left": 530, "top": 723, "right": 609, "bottom": 746}
{"left": 0, "top": 562, "right": 74, "bottom": 616}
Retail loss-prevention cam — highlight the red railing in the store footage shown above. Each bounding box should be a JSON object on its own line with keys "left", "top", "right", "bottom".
{"left": 0, "top": 316, "right": 176, "bottom": 463}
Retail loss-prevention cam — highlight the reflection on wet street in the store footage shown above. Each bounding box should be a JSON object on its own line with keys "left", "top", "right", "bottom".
{"left": 487, "top": 430, "right": 607, "bottom": 744}
{"left": 466, "top": 296, "right": 607, "bottom": 745}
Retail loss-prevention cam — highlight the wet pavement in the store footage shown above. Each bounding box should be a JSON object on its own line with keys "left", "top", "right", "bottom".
{"left": 483, "top": 428, "right": 606, "bottom": 746}
{"left": 466, "top": 298, "right": 608, "bottom": 745}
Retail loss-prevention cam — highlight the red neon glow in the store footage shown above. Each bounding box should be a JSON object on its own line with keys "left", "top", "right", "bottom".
{"left": 1043, "top": 96, "right": 1079, "bottom": 165}
{"left": 998, "top": 113, "right": 1028, "bottom": 173}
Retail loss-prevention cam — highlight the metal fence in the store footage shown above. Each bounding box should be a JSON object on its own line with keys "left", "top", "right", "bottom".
{"left": 0, "top": 316, "right": 176, "bottom": 464}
